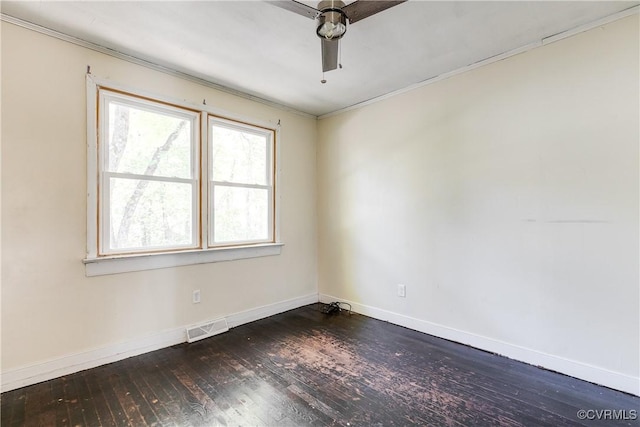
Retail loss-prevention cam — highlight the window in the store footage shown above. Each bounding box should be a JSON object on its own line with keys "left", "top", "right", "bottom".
{"left": 209, "top": 117, "right": 274, "bottom": 246}
{"left": 85, "top": 77, "right": 280, "bottom": 275}
{"left": 99, "top": 91, "right": 200, "bottom": 255}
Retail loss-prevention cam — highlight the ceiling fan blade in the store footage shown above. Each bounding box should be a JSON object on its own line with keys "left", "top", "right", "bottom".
{"left": 321, "top": 38, "right": 339, "bottom": 72}
{"left": 342, "top": 0, "right": 407, "bottom": 24}
{"left": 267, "top": 1, "right": 320, "bottom": 20}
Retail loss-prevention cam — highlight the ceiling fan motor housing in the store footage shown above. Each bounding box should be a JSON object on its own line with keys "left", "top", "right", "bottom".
{"left": 316, "top": 0, "right": 347, "bottom": 40}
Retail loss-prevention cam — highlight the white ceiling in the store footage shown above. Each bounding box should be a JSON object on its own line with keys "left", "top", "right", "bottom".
{"left": 2, "top": 1, "right": 638, "bottom": 116}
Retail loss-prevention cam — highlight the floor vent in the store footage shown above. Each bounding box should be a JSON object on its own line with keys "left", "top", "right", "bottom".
{"left": 186, "top": 318, "right": 229, "bottom": 343}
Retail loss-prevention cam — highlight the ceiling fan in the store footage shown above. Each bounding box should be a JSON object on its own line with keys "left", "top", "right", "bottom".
{"left": 268, "top": 0, "right": 407, "bottom": 76}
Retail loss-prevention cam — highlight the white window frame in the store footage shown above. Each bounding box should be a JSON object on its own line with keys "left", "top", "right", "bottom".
{"left": 98, "top": 90, "right": 201, "bottom": 255}
{"left": 84, "top": 76, "right": 282, "bottom": 276}
{"left": 208, "top": 116, "right": 275, "bottom": 247}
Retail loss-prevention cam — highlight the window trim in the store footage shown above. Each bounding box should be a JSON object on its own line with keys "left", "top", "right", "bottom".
{"left": 208, "top": 116, "right": 275, "bottom": 247}
{"left": 83, "top": 244, "right": 284, "bottom": 277}
{"left": 98, "top": 89, "right": 202, "bottom": 255}
{"left": 84, "top": 75, "right": 282, "bottom": 276}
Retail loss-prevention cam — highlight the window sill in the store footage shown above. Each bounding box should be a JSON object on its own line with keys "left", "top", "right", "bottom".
{"left": 83, "top": 243, "right": 284, "bottom": 277}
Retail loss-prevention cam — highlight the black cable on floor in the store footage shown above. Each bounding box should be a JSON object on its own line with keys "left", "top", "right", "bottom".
{"left": 318, "top": 301, "right": 352, "bottom": 315}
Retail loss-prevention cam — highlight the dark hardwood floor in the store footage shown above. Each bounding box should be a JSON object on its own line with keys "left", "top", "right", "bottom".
{"left": 2, "top": 304, "right": 638, "bottom": 426}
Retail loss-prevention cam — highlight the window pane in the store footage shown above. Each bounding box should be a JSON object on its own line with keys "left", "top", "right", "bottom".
{"left": 210, "top": 123, "right": 268, "bottom": 185}
{"left": 107, "top": 101, "right": 193, "bottom": 179}
{"left": 213, "top": 186, "right": 269, "bottom": 243}
{"left": 109, "top": 177, "right": 194, "bottom": 251}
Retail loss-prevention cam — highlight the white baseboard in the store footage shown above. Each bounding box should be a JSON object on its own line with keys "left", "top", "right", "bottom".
{"left": 226, "top": 293, "right": 317, "bottom": 328}
{"left": 319, "top": 293, "right": 639, "bottom": 396}
{"left": 1, "top": 292, "right": 318, "bottom": 393}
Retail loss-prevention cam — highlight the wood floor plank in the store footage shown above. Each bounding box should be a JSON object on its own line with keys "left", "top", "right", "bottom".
{"left": 23, "top": 381, "right": 54, "bottom": 427}
{"left": 0, "top": 391, "right": 12, "bottom": 426}
{"left": 83, "top": 370, "right": 119, "bottom": 427}
{"left": 212, "top": 339, "right": 330, "bottom": 426}
{"left": 62, "top": 373, "right": 88, "bottom": 426}
{"left": 94, "top": 371, "right": 130, "bottom": 426}
{"left": 2, "top": 304, "right": 638, "bottom": 426}
{"left": 71, "top": 374, "right": 100, "bottom": 427}
{"left": 0, "top": 385, "right": 19, "bottom": 426}
{"left": 113, "top": 367, "right": 160, "bottom": 426}
{"left": 136, "top": 360, "right": 192, "bottom": 427}
{"left": 127, "top": 365, "right": 177, "bottom": 426}
{"left": 49, "top": 377, "right": 71, "bottom": 427}
{"left": 178, "top": 349, "right": 262, "bottom": 422}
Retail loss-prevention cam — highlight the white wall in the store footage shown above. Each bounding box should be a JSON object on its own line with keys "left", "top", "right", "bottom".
{"left": 1, "top": 22, "right": 317, "bottom": 385}
{"left": 318, "top": 15, "right": 639, "bottom": 394}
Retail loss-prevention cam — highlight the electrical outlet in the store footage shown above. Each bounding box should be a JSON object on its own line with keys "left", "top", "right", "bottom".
{"left": 397, "top": 284, "right": 406, "bottom": 298}
{"left": 193, "top": 289, "right": 201, "bottom": 304}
